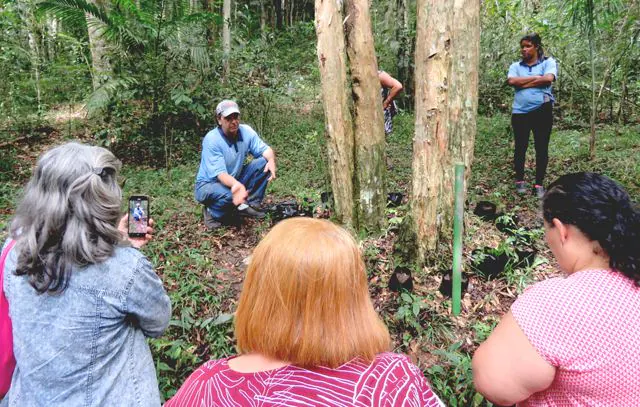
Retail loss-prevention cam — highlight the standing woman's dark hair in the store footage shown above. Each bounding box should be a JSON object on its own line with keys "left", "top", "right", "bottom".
{"left": 543, "top": 172, "right": 640, "bottom": 283}
{"left": 520, "top": 33, "right": 545, "bottom": 59}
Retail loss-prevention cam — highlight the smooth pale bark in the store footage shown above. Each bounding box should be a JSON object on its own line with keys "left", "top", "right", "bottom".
{"left": 223, "top": 0, "right": 231, "bottom": 79}
{"left": 344, "top": 0, "right": 386, "bottom": 231}
{"left": 86, "top": 0, "right": 111, "bottom": 90}
{"left": 446, "top": 0, "right": 479, "bottom": 217}
{"left": 315, "top": 0, "right": 356, "bottom": 227}
{"left": 411, "top": 0, "right": 452, "bottom": 261}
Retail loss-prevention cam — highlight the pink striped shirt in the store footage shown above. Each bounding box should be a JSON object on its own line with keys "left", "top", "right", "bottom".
{"left": 164, "top": 352, "right": 443, "bottom": 406}
{"left": 511, "top": 269, "right": 640, "bottom": 406}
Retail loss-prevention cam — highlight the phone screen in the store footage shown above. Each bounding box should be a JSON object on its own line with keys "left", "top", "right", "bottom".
{"left": 128, "top": 195, "right": 149, "bottom": 237}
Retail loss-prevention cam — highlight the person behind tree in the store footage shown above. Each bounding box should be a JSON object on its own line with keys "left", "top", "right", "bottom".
{"left": 378, "top": 70, "right": 403, "bottom": 135}
{"left": 507, "top": 33, "right": 557, "bottom": 198}
{"left": 1, "top": 142, "right": 171, "bottom": 405}
{"left": 165, "top": 218, "right": 444, "bottom": 407}
{"left": 473, "top": 172, "right": 640, "bottom": 405}
{"left": 194, "top": 100, "right": 277, "bottom": 230}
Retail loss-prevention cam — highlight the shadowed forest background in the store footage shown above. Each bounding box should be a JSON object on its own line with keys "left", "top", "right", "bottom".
{"left": 1, "top": 0, "right": 639, "bottom": 404}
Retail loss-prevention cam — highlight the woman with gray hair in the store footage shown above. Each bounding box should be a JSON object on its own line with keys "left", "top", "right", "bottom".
{"left": 1, "top": 142, "right": 171, "bottom": 406}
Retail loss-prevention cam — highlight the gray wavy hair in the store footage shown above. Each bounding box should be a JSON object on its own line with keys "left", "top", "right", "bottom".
{"left": 10, "top": 142, "right": 124, "bottom": 293}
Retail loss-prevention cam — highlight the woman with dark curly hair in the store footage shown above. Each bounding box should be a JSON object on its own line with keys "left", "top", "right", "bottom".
{"left": 507, "top": 33, "right": 557, "bottom": 198}
{"left": 1, "top": 142, "right": 171, "bottom": 405}
{"left": 473, "top": 172, "right": 640, "bottom": 406}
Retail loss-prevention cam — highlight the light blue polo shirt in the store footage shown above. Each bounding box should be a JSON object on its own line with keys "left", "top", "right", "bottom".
{"left": 195, "top": 124, "right": 268, "bottom": 185}
{"left": 508, "top": 57, "right": 557, "bottom": 114}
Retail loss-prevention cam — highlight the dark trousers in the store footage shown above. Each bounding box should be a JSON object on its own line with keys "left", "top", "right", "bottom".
{"left": 512, "top": 102, "right": 553, "bottom": 185}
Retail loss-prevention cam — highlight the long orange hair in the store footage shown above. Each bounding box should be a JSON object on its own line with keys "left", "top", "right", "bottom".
{"left": 234, "top": 218, "right": 391, "bottom": 368}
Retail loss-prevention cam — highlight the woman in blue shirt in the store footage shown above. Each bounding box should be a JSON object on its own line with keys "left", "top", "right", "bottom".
{"left": 507, "top": 33, "right": 557, "bottom": 198}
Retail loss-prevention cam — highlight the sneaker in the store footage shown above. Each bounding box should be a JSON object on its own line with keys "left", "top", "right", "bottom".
{"left": 238, "top": 204, "right": 266, "bottom": 219}
{"left": 515, "top": 181, "right": 527, "bottom": 195}
{"left": 534, "top": 184, "right": 545, "bottom": 199}
{"left": 202, "top": 206, "right": 223, "bottom": 230}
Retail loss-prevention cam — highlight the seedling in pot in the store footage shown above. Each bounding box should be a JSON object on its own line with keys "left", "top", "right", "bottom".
{"left": 471, "top": 247, "right": 510, "bottom": 280}
{"left": 515, "top": 247, "right": 537, "bottom": 266}
{"left": 495, "top": 213, "right": 520, "bottom": 234}
{"left": 438, "top": 270, "right": 469, "bottom": 298}
{"left": 387, "top": 192, "right": 404, "bottom": 208}
{"left": 320, "top": 191, "right": 333, "bottom": 205}
{"left": 388, "top": 266, "right": 413, "bottom": 292}
{"left": 473, "top": 201, "right": 497, "bottom": 221}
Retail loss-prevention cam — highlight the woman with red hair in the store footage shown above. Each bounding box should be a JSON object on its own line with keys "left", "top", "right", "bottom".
{"left": 165, "top": 218, "right": 443, "bottom": 406}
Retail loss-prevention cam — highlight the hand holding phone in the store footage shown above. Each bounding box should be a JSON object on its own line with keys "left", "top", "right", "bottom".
{"left": 128, "top": 195, "right": 150, "bottom": 238}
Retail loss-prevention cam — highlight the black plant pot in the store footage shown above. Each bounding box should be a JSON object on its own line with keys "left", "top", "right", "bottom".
{"left": 438, "top": 270, "right": 469, "bottom": 298}
{"left": 269, "top": 200, "right": 313, "bottom": 224}
{"left": 321, "top": 192, "right": 333, "bottom": 204}
{"left": 388, "top": 266, "right": 413, "bottom": 292}
{"left": 474, "top": 201, "right": 497, "bottom": 221}
{"left": 515, "top": 248, "right": 537, "bottom": 266}
{"left": 495, "top": 214, "right": 520, "bottom": 233}
{"left": 387, "top": 192, "right": 404, "bottom": 207}
{"left": 472, "top": 249, "right": 509, "bottom": 280}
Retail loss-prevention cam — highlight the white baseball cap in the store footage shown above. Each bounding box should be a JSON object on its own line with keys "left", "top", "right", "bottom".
{"left": 215, "top": 100, "right": 240, "bottom": 117}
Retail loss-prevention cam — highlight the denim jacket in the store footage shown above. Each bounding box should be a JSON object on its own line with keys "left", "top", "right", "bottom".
{"left": 1, "top": 241, "right": 171, "bottom": 407}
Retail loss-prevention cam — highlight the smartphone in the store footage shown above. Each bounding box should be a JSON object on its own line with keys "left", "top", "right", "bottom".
{"left": 128, "top": 195, "right": 150, "bottom": 238}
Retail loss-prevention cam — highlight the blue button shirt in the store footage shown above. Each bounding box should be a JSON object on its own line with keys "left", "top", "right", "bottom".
{"left": 195, "top": 124, "right": 269, "bottom": 185}
{"left": 508, "top": 57, "right": 557, "bottom": 114}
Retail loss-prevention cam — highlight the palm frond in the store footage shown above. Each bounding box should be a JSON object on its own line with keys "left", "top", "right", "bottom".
{"left": 85, "top": 76, "right": 138, "bottom": 115}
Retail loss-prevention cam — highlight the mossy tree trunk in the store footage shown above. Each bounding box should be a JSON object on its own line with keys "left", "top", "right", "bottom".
{"left": 344, "top": 0, "right": 387, "bottom": 232}
{"left": 411, "top": 0, "right": 453, "bottom": 262}
{"left": 315, "top": 0, "right": 356, "bottom": 227}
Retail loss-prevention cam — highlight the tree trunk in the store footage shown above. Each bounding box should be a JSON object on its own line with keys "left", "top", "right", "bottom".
{"left": 448, "top": 0, "right": 479, "bottom": 193}
{"left": 344, "top": 0, "right": 387, "bottom": 232}
{"left": 260, "top": 0, "right": 267, "bottom": 37}
{"left": 315, "top": 0, "right": 356, "bottom": 227}
{"left": 223, "top": 0, "right": 231, "bottom": 79}
{"left": 86, "top": 0, "right": 112, "bottom": 90}
{"left": 411, "top": 0, "right": 452, "bottom": 262}
{"left": 274, "top": 0, "right": 284, "bottom": 29}
{"left": 588, "top": 35, "right": 596, "bottom": 159}
{"left": 395, "top": 0, "right": 414, "bottom": 109}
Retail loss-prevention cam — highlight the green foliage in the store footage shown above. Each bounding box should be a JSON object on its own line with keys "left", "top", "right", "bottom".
{"left": 427, "top": 343, "right": 490, "bottom": 407}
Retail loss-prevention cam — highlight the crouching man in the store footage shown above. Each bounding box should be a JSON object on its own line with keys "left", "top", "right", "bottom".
{"left": 195, "top": 100, "right": 276, "bottom": 229}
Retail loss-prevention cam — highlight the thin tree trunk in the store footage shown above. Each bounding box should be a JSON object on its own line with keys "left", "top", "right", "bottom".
{"left": 260, "top": 0, "right": 267, "bottom": 37}
{"left": 86, "top": 0, "right": 112, "bottom": 90}
{"left": 274, "top": 0, "right": 283, "bottom": 29}
{"left": 344, "top": 0, "right": 387, "bottom": 231}
{"left": 27, "top": 28, "right": 42, "bottom": 113}
{"left": 411, "top": 0, "right": 453, "bottom": 261}
{"left": 46, "top": 17, "right": 58, "bottom": 61}
{"left": 223, "top": 0, "right": 231, "bottom": 79}
{"left": 448, "top": 0, "right": 479, "bottom": 192}
{"left": 588, "top": 35, "right": 596, "bottom": 159}
{"left": 315, "top": 0, "right": 356, "bottom": 227}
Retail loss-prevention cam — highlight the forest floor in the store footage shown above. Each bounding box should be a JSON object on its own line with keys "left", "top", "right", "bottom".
{"left": 1, "top": 107, "right": 639, "bottom": 405}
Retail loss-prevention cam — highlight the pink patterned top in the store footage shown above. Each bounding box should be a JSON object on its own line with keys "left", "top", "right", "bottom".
{"left": 511, "top": 269, "right": 640, "bottom": 406}
{"left": 164, "top": 352, "right": 443, "bottom": 407}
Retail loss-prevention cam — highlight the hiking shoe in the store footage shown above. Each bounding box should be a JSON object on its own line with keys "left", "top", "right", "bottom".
{"left": 237, "top": 204, "right": 266, "bottom": 219}
{"left": 202, "top": 206, "right": 223, "bottom": 230}
{"left": 534, "top": 184, "right": 546, "bottom": 199}
{"left": 515, "top": 181, "right": 527, "bottom": 195}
